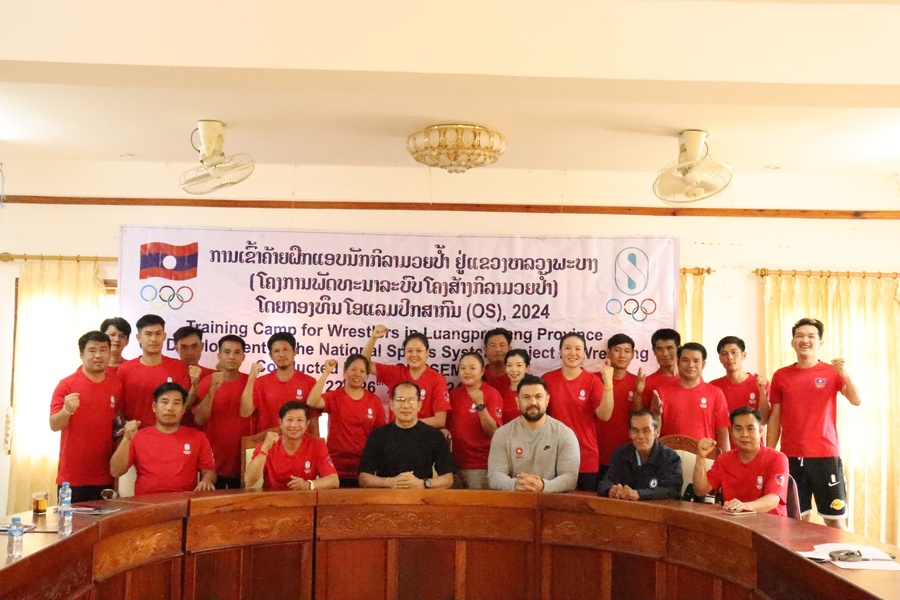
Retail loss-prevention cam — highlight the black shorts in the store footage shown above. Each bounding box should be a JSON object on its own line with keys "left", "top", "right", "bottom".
{"left": 788, "top": 457, "right": 847, "bottom": 518}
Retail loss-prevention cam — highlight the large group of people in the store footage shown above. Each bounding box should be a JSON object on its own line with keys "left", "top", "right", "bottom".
{"left": 48, "top": 314, "right": 860, "bottom": 529}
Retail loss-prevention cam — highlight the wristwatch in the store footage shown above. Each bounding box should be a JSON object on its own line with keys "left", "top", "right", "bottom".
{"left": 308, "top": 480, "right": 316, "bottom": 491}
{"left": 474, "top": 403, "right": 486, "bottom": 412}
{"left": 424, "top": 478, "right": 432, "bottom": 489}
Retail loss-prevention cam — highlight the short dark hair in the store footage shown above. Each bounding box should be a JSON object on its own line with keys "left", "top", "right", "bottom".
{"left": 136, "top": 314, "right": 165, "bottom": 332}
{"left": 505, "top": 348, "right": 531, "bottom": 366}
{"left": 218, "top": 334, "right": 246, "bottom": 349}
{"left": 629, "top": 409, "right": 660, "bottom": 430}
{"left": 391, "top": 381, "right": 422, "bottom": 401}
{"left": 402, "top": 331, "right": 430, "bottom": 350}
{"left": 677, "top": 342, "right": 707, "bottom": 360}
{"left": 730, "top": 406, "right": 762, "bottom": 425}
{"left": 558, "top": 331, "right": 586, "bottom": 350}
{"left": 267, "top": 332, "right": 297, "bottom": 351}
{"left": 716, "top": 336, "right": 745, "bottom": 353}
{"left": 78, "top": 330, "right": 110, "bottom": 353}
{"left": 100, "top": 317, "right": 132, "bottom": 338}
{"left": 517, "top": 374, "right": 549, "bottom": 394}
{"left": 484, "top": 328, "right": 512, "bottom": 345}
{"left": 459, "top": 351, "right": 485, "bottom": 368}
{"left": 344, "top": 353, "right": 370, "bottom": 373}
{"left": 153, "top": 382, "right": 187, "bottom": 403}
{"left": 651, "top": 328, "right": 681, "bottom": 348}
{"left": 279, "top": 401, "right": 310, "bottom": 420}
{"left": 792, "top": 318, "right": 824, "bottom": 338}
{"left": 173, "top": 326, "right": 203, "bottom": 343}
{"left": 607, "top": 333, "right": 635, "bottom": 351}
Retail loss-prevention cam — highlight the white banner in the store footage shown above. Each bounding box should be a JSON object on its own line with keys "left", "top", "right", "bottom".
{"left": 119, "top": 227, "right": 678, "bottom": 395}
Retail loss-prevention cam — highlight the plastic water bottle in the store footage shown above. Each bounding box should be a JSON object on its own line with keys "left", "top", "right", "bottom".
{"left": 58, "top": 500, "right": 73, "bottom": 536}
{"left": 7, "top": 516, "right": 24, "bottom": 558}
{"left": 58, "top": 481, "right": 72, "bottom": 506}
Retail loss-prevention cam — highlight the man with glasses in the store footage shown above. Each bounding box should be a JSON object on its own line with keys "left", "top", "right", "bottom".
{"left": 598, "top": 409, "right": 682, "bottom": 501}
{"left": 767, "top": 318, "right": 860, "bottom": 529}
{"left": 487, "top": 374, "right": 579, "bottom": 493}
{"left": 358, "top": 381, "right": 456, "bottom": 489}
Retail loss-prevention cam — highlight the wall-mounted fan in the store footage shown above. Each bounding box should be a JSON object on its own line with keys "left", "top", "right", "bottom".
{"left": 179, "top": 120, "right": 255, "bottom": 195}
{"left": 652, "top": 130, "right": 732, "bottom": 205}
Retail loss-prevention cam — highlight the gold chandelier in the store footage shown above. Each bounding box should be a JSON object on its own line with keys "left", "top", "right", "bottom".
{"left": 406, "top": 124, "right": 506, "bottom": 174}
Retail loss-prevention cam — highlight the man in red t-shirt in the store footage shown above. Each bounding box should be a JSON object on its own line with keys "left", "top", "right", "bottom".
{"left": 709, "top": 335, "right": 769, "bottom": 418}
{"left": 111, "top": 382, "right": 216, "bottom": 495}
{"left": 50, "top": 330, "right": 122, "bottom": 503}
{"left": 595, "top": 333, "right": 639, "bottom": 479}
{"left": 656, "top": 343, "right": 730, "bottom": 451}
{"left": 245, "top": 401, "right": 339, "bottom": 491}
{"left": 694, "top": 407, "right": 789, "bottom": 517}
{"left": 117, "top": 314, "right": 193, "bottom": 428}
{"left": 634, "top": 328, "right": 681, "bottom": 410}
{"left": 174, "top": 325, "right": 217, "bottom": 382}
{"left": 101, "top": 317, "right": 132, "bottom": 373}
{"left": 542, "top": 332, "right": 614, "bottom": 492}
{"left": 193, "top": 335, "right": 253, "bottom": 489}
{"left": 483, "top": 328, "right": 512, "bottom": 395}
{"left": 240, "top": 332, "right": 318, "bottom": 435}
{"left": 766, "top": 318, "right": 860, "bottom": 530}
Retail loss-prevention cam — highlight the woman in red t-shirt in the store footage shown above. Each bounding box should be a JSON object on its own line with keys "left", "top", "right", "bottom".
{"left": 447, "top": 352, "right": 503, "bottom": 489}
{"left": 501, "top": 349, "right": 531, "bottom": 424}
{"left": 307, "top": 354, "right": 387, "bottom": 488}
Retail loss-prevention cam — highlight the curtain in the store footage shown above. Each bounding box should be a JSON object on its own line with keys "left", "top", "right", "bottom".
{"left": 763, "top": 274, "right": 900, "bottom": 544}
{"left": 677, "top": 271, "right": 706, "bottom": 345}
{"left": 6, "top": 260, "right": 105, "bottom": 513}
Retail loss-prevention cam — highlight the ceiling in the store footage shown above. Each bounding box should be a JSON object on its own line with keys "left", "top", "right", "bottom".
{"left": 1, "top": 1, "right": 899, "bottom": 193}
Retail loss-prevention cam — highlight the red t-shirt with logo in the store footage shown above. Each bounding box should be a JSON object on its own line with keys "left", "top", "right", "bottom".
{"left": 769, "top": 361, "right": 845, "bottom": 457}
{"left": 117, "top": 356, "right": 192, "bottom": 428}
{"left": 642, "top": 370, "right": 680, "bottom": 409}
{"left": 252, "top": 434, "right": 337, "bottom": 491}
{"left": 51, "top": 368, "right": 121, "bottom": 486}
{"left": 374, "top": 363, "right": 451, "bottom": 421}
{"left": 129, "top": 426, "right": 216, "bottom": 495}
{"left": 595, "top": 371, "right": 637, "bottom": 467}
{"left": 657, "top": 380, "right": 730, "bottom": 441}
{"left": 196, "top": 373, "right": 254, "bottom": 478}
{"left": 252, "top": 370, "right": 318, "bottom": 431}
{"left": 706, "top": 445, "right": 789, "bottom": 517}
{"left": 320, "top": 387, "right": 387, "bottom": 478}
{"left": 447, "top": 384, "right": 504, "bottom": 469}
{"left": 543, "top": 368, "right": 604, "bottom": 473}
{"left": 500, "top": 387, "right": 520, "bottom": 424}
{"left": 710, "top": 374, "right": 767, "bottom": 414}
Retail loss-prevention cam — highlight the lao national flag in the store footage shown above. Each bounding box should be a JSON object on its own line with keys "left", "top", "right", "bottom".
{"left": 139, "top": 242, "right": 199, "bottom": 280}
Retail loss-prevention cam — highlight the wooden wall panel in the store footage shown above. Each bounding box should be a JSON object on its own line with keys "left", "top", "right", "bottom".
{"left": 128, "top": 558, "right": 182, "bottom": 600}
{"left": 462, "top": 540, "right": 533, "bottom": 600}
{"left": 546, "top": 546, "right": 606, "bottom": 600}
{"left": 250, "top": 544, "right": 308, "bottom": 600}
{"left": 191, "top": 548, "right": 242, "bottom": 600}
{"left": 397, "top": 538, "right": 455, "bottom": 600}
{"left": 540, "top": 510, "right": 666, "bottom": 558}
{"left": 667, "top": 526, "right": 756, "bottom": 589}
{"left": 317, "top": 539, "right": 388, "bottom": 600}
{"left": 186, "top": 508, "right": 313, "bottom": 551}
{"left": 612, "top": 553, "right": 658, "bottom": 600}
{"left": 93, "top": 520, "right": 183, "bottom": 582}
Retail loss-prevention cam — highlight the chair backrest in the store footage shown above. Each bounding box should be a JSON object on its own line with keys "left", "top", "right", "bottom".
{"left": 241, "top": 428, "right": 279, "bottom": 490}
{"left": 785, "top": 474, "right": 802, "bottom": 520}
{"left": 659, "top": 434, "right": 721, "bottom": 496}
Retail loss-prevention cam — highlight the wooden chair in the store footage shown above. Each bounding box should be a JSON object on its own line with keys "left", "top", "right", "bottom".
{"left": 240, "top": 428, "right": 279, "bottom": 490}
{"left": 658, "top": 434, "right": 721, "bottom": 497}
{"left": 785, "top": 474, "right": 802, "bottom": 520}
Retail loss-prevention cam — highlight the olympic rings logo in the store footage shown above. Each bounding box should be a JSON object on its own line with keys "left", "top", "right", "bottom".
{"left": 140, "top": 285, "right": 194, "bottom": 310}
{"left": 605, "top": 298, "right": 657, "bottom": 322}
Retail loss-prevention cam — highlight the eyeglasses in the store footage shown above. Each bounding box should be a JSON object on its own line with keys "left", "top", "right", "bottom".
{"left": 392, "top": 397, "right": 420, "bottom": 405}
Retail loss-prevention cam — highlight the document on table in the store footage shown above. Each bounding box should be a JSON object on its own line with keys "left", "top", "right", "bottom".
{"left": 799, "top": 543, "right": 900, "bottom": 571}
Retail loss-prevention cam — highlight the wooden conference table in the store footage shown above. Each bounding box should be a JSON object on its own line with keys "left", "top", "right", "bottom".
{"left": 2, "top": 489, "right": 899, "bottom": 600}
